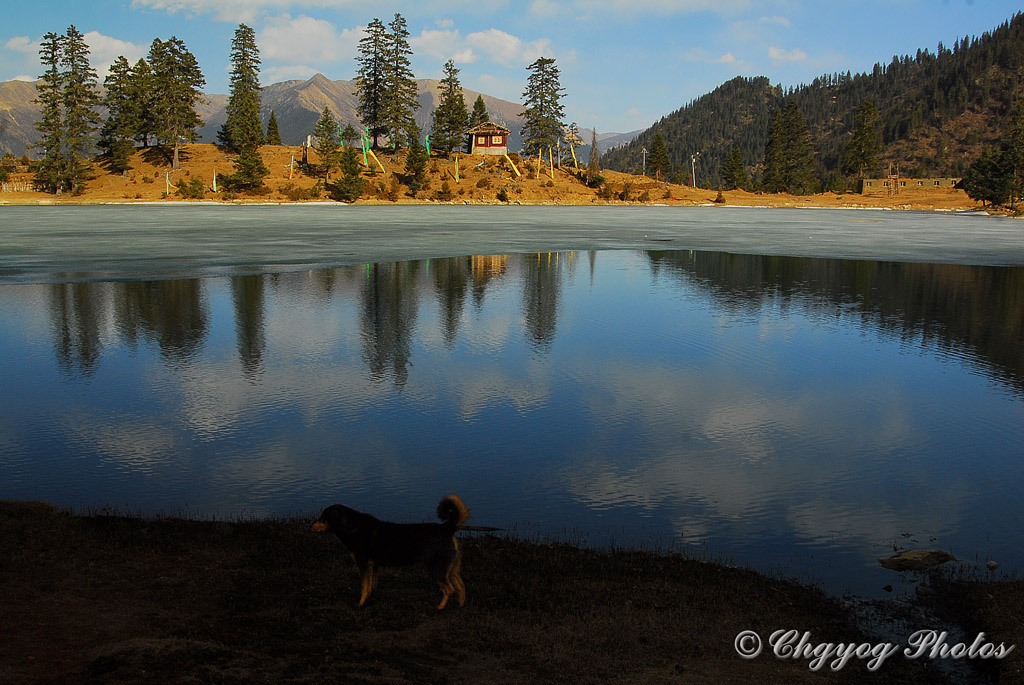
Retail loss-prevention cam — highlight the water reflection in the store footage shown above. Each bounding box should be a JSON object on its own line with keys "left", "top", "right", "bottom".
{"left": 40, "top": 252, "right": 1024, "bottom": 394}
{"left": 5, "top": 250, "right": 1023, "bottom": 597}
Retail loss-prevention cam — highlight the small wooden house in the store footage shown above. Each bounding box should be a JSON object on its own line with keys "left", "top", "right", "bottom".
{"left": 467, "top": 122, "right": 510, "bottom": 156}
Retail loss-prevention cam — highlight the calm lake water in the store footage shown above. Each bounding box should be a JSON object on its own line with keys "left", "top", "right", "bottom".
{"left": 1, "top": 206, "right": 1023, "bottom": 597}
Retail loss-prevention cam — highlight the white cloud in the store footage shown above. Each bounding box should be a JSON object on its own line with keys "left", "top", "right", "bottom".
{"left": 83, "top": 31, "right": 147, "bottom": 79}
{"left": 12, "top": 74, "right": 36, "bottom": 81}
{"left": 4, "top": 32, "right": 145, "bottom": 80}
{"left": 258, "top": 15, "right": 361, "bottom": 64}
{"left": 712, "top": 52, "right": 738, "bottom": 64}
{"left": 4, "top": 36, "right": 37, "bottom": 54}
{"left": 768, "top": 45, "right": 807, "bottom": 63}
{"left": 465, "top": 29, "right": 552, "bottom": 66}
{"left": 411, "top": 29, "right": 477, "bottom": 64}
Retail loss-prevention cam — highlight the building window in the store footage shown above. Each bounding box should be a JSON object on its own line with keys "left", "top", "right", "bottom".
{"left": 883, "top": 181, "right": 889, "bottom": 187}
{"left": 492, "top": 136, "right": 503, "bottom": 145}
{"left": 477, "top": 136, "right": 487, "bottom": 145}
{"left": 900, "top": 181, "right": 906, "bottom": 186}
{"left": 916, "top": 181, "right": 923, "bottom": 186}
{"left": 934, "top": 180, "right": 941, "bottom": 186}
{"left": 865, "top": 181, "right": 873, "bottom": 187}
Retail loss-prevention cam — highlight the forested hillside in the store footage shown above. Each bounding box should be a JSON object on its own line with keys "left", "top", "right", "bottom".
{"left": 603, "top": 12, "right": 1024, "bottom": 190}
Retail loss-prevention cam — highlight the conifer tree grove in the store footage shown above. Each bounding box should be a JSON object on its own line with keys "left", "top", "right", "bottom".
{"left": 355, "top": 18, "right": 388, "bottom": 149}
{"left": 99, "top": 56, "right": 138, "bottom": 175}
{"left": 221, "top": 24, "right": 268, "bottom": 189}
{"left": 431, "top": 59, "right": 469, "bottom": 156}
{"left": 721, "top": 146, "right": 749, "bottom": 190}
{"left": 843, "top": 100, "right": 881, "bottom": 179}
{"left": 32, "top": 31, "right": 66, "bottom": 193}
{"left": 129, "top": 58, "right": 157, "bottom": 148}
{"left": 32, "top": 26, "right": 101, "bottom": 194}
{"left": 521, "top": 57, "right": 565, "bottom": 157}
{"left": 147, "top": 37, "right": 205, "bottom": 169}
{"left": 762, "top": 101, "right": 817, "bottom": 194}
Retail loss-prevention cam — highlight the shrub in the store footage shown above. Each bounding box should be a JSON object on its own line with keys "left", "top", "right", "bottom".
{"left": 638, "top": 189, "right": 651, "bottom": 202}
{"left": 618, "top": 181, "right": 633, "bottom": 202}
{"left": 546, "top": 180, "right": 555, "bottom": 188}
{"left": 326, "top": 174, "right": 366, "bottom": 202}
{"left": 714, "top": 190, "right": 726, "bottom": 204}
{"left": 387, "top": 176, "right": 401, "bottom": 202}
{"left": 278, "top": 182, "right": 320, "bottom": 201}
{"left": 476, "top": 176, "right": 491, "bottom": 189}
{"left": 175, "top": 177, "right": 206, "bottom": 199}
{"left": 496, "top": 186, "right": 510, "bottom": 203}
{"left": 436, "top": 180, "right": 454, "bottom": 202}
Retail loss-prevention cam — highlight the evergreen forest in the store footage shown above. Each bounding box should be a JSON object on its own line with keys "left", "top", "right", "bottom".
{"left": 602, "top": 12, "right": 1024, "bottom": 192}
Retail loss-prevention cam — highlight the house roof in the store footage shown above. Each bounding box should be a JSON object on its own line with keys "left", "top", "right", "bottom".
{"left": 467, "top": 122, "right": 511, "bottom": 135}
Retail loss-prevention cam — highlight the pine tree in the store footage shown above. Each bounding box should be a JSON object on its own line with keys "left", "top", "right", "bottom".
{"left": 327, "top": 144, "right": 366, "bottom": 202}
{"left": 60, "top": 26, "right": 101, "bottom": 194}
{"left": 962, "top": 145, "right": 1013, "bottom": 207}
{"left": 312, "top": 106, "right": 340, "bottom": 179}
{"left": 219, "top": 24, "right": 264, "bottom": 154}
{"left": 403, "top": 123, "right": 428, "bottom": 196}
{"left": 340, "top": 124, "right": 359, "bottom": 146}
{"left": 265, "top": 111, "right": 282, "bottom": 145}
{"left": 129, "top": 58, "right": 157, "bottom": 148}
{"left": 148, "top": 37, "right": 205, "bottom": 169}
{"left": 382, "top": 13, "right": 419, "bottom": 150}
{"left": 587, "top": 129, "right": 601, "bottom": 183}
{"left": 430, "top": 59, "right": 468, "bottom": 157}
{"left": 649, "top": 131, "right": 670, "bottom": 180}
{"left": 721, "top": 146, "right": 749, "bottom": 190}
{"left": 470, "top": 94, "right": 489, "bottom": 127}
{"left": 762, "top": 101, "right": 817, "bottom": 194}
{"left": 355, "top": 18, "right": 388, "bottom": 149}
{"left": 221, "top": 24, "right": 268, "bottom": 189}
{"left": 99, "top": 56, "right": 137, "bottom": 175}
{"left": 521, "top": 57, "right": 565, "bottom": 157}
{"left": 1008, "top": 97, "right": 1024, "bottom": 210}
{"left": 32, "top": 31, "right": 66, "bottom": 193}
{"left": 843, "top": 100, "right": 881, "bottom": 179}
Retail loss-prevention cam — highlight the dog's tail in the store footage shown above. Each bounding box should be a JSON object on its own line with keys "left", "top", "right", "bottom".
{"left": 437, "top": 494, "right": 470, "bottom": 532}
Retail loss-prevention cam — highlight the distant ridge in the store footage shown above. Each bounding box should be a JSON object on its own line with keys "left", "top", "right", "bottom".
{"left": 0, "top": 72, "right": 639, "bottom": 159}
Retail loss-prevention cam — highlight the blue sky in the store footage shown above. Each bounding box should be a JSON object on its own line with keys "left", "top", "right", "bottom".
{"left": 1, "top": 1, "right": 1019, "bottom": 133}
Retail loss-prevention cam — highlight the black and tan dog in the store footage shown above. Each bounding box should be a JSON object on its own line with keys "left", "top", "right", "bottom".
{"left": 312, "top": 495, "right": 469, "bottom": 609}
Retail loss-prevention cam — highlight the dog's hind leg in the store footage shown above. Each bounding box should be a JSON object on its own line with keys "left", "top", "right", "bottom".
{"left": 358, "top": 560, "right": 375, "bottom": 606}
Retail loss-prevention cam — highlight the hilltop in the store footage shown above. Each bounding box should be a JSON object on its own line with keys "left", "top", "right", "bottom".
{"left": 604, "top": 12, "right": 1024, "bottom": 190}
{"left": 0, "top": 143, "right": 976, "bottom": 211}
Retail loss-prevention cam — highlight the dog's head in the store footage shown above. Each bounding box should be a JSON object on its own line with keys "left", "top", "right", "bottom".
{"left": 312, "top": 504, "right": 355, "bottom": 534}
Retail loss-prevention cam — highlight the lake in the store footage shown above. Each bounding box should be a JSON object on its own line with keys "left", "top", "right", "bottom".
{"left": 1, "top": 205, "right": 1022, "bottom": 598}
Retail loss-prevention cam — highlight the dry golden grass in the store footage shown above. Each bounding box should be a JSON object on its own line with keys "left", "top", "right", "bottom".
{"left": 0, "top": 143, "right": 979, "bottom": 211}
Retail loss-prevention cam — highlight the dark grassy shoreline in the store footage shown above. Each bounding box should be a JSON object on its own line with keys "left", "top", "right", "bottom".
{"left": 2, "top": 500, "right": 1019, "bottom": 683}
